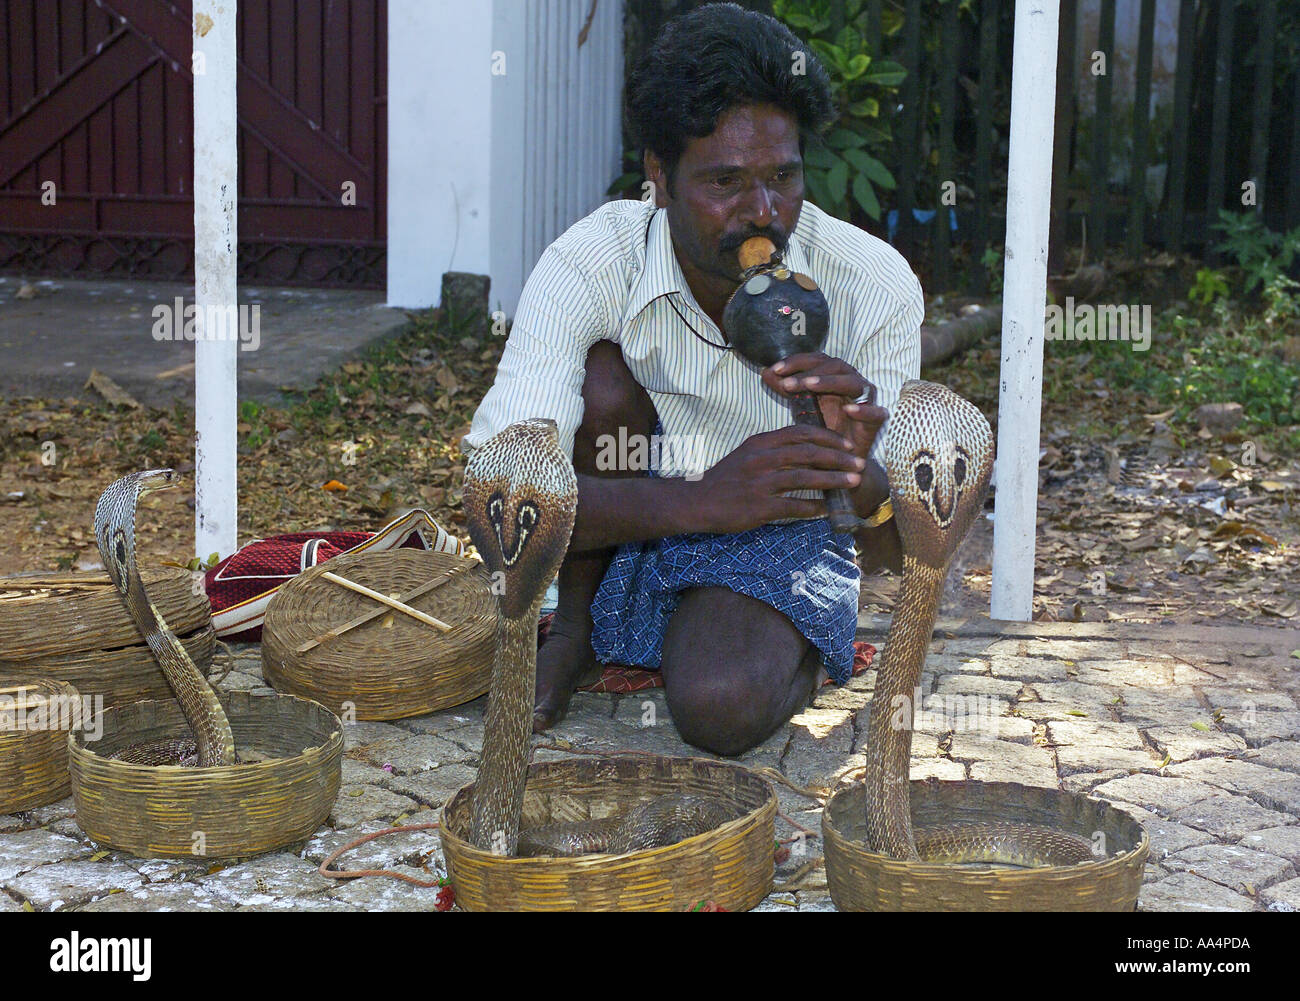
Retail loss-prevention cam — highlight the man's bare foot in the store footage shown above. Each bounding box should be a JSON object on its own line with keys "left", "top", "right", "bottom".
{"left": 533, "top": 617, "right": 604, "bottom": 732}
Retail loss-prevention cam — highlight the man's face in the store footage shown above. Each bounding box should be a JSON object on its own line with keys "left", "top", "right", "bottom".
{"left": 647, "top": 103, "right": 804, "bottom": 285}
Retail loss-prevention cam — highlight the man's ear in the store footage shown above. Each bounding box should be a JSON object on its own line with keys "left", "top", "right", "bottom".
{"left": 643, "top": 150, "right": 671, "bottom": 208}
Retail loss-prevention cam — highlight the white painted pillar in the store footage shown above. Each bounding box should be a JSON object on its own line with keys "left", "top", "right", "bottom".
{"left": 387, "top": 0, "right": 493, "bottom": 309}
{"left": 990, "top": 0, "right": 1060, "bottom": 621}
{"left": 192, "top": 1, "right": 238, "bottom": 562}
{"left": 386, "top": 0, "right": 623, "bottom": 315}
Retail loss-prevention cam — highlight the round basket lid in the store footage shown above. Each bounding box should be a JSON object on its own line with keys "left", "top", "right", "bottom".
{"left": 0, "top": 569, "right": 209, "bottom": 660}
{"left": 261, "top": 549, "right": 497, "bottom": 720}
{"left": 0, "top": 676, "right": 81, "bottom": 728}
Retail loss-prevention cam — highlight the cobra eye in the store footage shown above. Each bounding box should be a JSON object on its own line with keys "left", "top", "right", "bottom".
{"left": 953, "top": 457, "right": 966, "bottom": 486}
{"left": 914, "top": 463, "right": 933, "bottom": 493}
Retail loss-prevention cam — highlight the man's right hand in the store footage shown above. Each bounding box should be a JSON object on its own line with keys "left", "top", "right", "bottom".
{"left": 697, "top": 425, "right": 866, "bottom": 534}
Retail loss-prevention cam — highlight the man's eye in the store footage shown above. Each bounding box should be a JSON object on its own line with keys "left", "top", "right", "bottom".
{"left": 712, "top": 176, "right": 737, "bottom": 188}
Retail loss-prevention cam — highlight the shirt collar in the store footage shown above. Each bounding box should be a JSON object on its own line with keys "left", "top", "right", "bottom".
{"left": 624, "top": 207, "right": 815, "bottom": 324}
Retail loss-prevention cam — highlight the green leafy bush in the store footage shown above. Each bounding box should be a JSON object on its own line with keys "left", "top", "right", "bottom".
{"left": 1212, "top": 210, "right": 1300, "bottom": 294}
{"left": 771, "top": 0, "right": 905, "bottom": 221}
{"left": 1188, "top": 268, "right": 1229, "bottom": 307}
{"left": 1058, "top": 307, "right": 1300, "bottom": 429}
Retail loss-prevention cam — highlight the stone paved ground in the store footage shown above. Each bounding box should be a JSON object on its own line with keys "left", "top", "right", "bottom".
{"left": 2, "top": 616, "right": 1297, "bottom": 913}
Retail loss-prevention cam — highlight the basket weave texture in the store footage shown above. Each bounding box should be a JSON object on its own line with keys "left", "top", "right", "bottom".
{"left": 0, "top": 570, "right": 214, "bottom": 705}
{"left": 441, "top": 755, "right": 777, "bottom": 911}
{"left": 0, "top": 677, "right": 81, "bottom": 813}
{"left": 69, "top": 691, "right": 342, "bottom": 859}
{"left": 262, "top": 550, "right": 495, "bottom": 720}
{"left": 823, "top": 780, "right": 1149, "bottom": 911}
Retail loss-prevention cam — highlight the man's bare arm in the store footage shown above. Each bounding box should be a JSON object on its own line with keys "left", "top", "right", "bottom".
{"left": 568, "top": 475, "right": 702, "bottom": 553}
{"left": 567, "top": 423, "right": 866, "bottom": 553}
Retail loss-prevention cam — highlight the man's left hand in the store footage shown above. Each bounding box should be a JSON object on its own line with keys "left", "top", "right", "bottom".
{"left": 761, "top": 352, "right": 887, "bottom": 462}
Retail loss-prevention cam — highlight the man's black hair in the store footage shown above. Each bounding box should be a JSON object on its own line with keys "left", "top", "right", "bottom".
{"left": 626, "top": 2, "right": 835, "bottom": 194}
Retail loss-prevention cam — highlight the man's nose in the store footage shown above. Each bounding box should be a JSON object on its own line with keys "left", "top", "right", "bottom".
{"left": 741, "top": 180, "right": 776, "bottom": 227}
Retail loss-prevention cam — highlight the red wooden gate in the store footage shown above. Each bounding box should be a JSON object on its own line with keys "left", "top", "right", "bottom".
{"left": 0, "top": 0, "right": 386, "bottom": 288}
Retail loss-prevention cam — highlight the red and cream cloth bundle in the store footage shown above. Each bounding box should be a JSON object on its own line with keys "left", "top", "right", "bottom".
{"left": 204, "top": 508, "right": 878, "bottom": 691}
{"left": 204, "top": 509, "right": 465, "bottom": 641}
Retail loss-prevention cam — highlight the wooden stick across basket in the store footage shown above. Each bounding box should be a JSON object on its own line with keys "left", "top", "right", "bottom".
{"left": 262, "top": 550, "right": 496, "bottom": 720}
{"left": 441, "top": 755, "right": 777, "bottom": 911}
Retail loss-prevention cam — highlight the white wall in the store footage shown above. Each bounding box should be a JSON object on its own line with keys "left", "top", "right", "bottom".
{"left": 388, "top": 0, "right": 624, "bottom": 315}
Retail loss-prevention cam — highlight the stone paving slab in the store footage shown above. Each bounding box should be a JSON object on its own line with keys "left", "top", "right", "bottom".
{"left": 1260, "top": 877, "right": 1300, "bottom": 912}
{"left": 1170, "top": 794, "right": 1296, "bottom": 841}
{"left": 1137, "top": 872, "right": 1257, "bottom": 912}
{"left": 1162, "top": 844, "right": 1295, "bottom": 895}
{"left": 1, "top": 617, "right": 1296, "bottom": 912}
{"left": 1239, "top": 826, "right": 1300, "bottom": 864}
{"left": 0, "top": 276, "right": 410, "bottom": 407}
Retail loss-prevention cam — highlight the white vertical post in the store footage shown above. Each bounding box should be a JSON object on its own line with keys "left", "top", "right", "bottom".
{"left": 192, "top": 1, "right": 238, "bottom": 562}
{"left": 990, "top": 0, "right": 1060, "bottom": 621}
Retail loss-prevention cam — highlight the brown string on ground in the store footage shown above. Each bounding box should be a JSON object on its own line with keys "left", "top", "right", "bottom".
{"left": 317, "top": 822, "right": 443, "bottom": 887}
{"left": 752, "top": 765, "right": 827, "bottom": 802}
{"left": 529, "top": 740, "right": 670, "bottom": 763}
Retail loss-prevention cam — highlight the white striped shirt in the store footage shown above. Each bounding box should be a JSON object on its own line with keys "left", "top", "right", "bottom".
{"left": 463, "top": 198, "right": 923, "bottom": 490}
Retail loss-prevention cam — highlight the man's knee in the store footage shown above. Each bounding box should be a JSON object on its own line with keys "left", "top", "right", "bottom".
{"left": 574, "top": 340, "right": 653, "bottom": 474}
{"left": 666, "top": 675, "right": 774, "bottom": 757}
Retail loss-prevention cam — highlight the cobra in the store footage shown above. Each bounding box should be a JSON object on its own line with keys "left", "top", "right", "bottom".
{"left": 862, "top": 381, "right": 1094, "bottom": 866}
{"left": 463, "top": 419, "right": 735, "bottom": 856}
{"left": 94, "top": 470, "right": 237, "bottom": 767}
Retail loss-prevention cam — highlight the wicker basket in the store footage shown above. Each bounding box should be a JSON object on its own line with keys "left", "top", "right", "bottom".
{"left": 0, "top": 630, "right": 215, "bottom": 708}
{"left": 441, "top": 756, "right": 777, "bottom": 911}
{"left": 0, "top": 570, "right": 215, "bottom": 705}
{"left": 68, "top": 691, "right": 342, "bottom": 859}
{"left": 823, "top": 780, "right": 1149, "bottom": 911}
{"left": 0, "top": 678, "right": 81, "bottom": 813}
{"left": 262, "top": 550, "right": 495, "bottom": 720}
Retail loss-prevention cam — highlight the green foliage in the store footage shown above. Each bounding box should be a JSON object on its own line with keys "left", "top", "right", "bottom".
{"left": 1211, "top": 210, "right": 1300, "bottom": 294}
{"left": 980, "top": 245, "right": 1002, "bottom": 295}
{"left": 606, "top": 149, "right": 648, "bottom": 199}
{"left": 771, "top": 0, "right": 905, "bottom": 221}
{"left": 1188, "top": 268, "right": 1230, "bottom": 307}
{"left": 1054, "top": 305, "right": 1300, "bottom": 429}
{"left": 237, "top": 398, "right": 270, "bottom": 449}
{"left": 1262, "top": 274, "right": 1300, "bottom": 336}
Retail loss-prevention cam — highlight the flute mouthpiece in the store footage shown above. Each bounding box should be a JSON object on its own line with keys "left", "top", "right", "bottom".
{"left": 737, "top": 236, "right": 777, "bottom": 271}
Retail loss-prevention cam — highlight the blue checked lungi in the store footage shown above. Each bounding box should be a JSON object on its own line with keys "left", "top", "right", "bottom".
{"left": 590, "top": 517, "right": 861, "bottom": 685}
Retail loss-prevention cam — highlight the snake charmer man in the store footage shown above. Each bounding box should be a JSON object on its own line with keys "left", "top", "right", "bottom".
{"left": 462, "top": 2, "right": 923, "bottom": 756}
